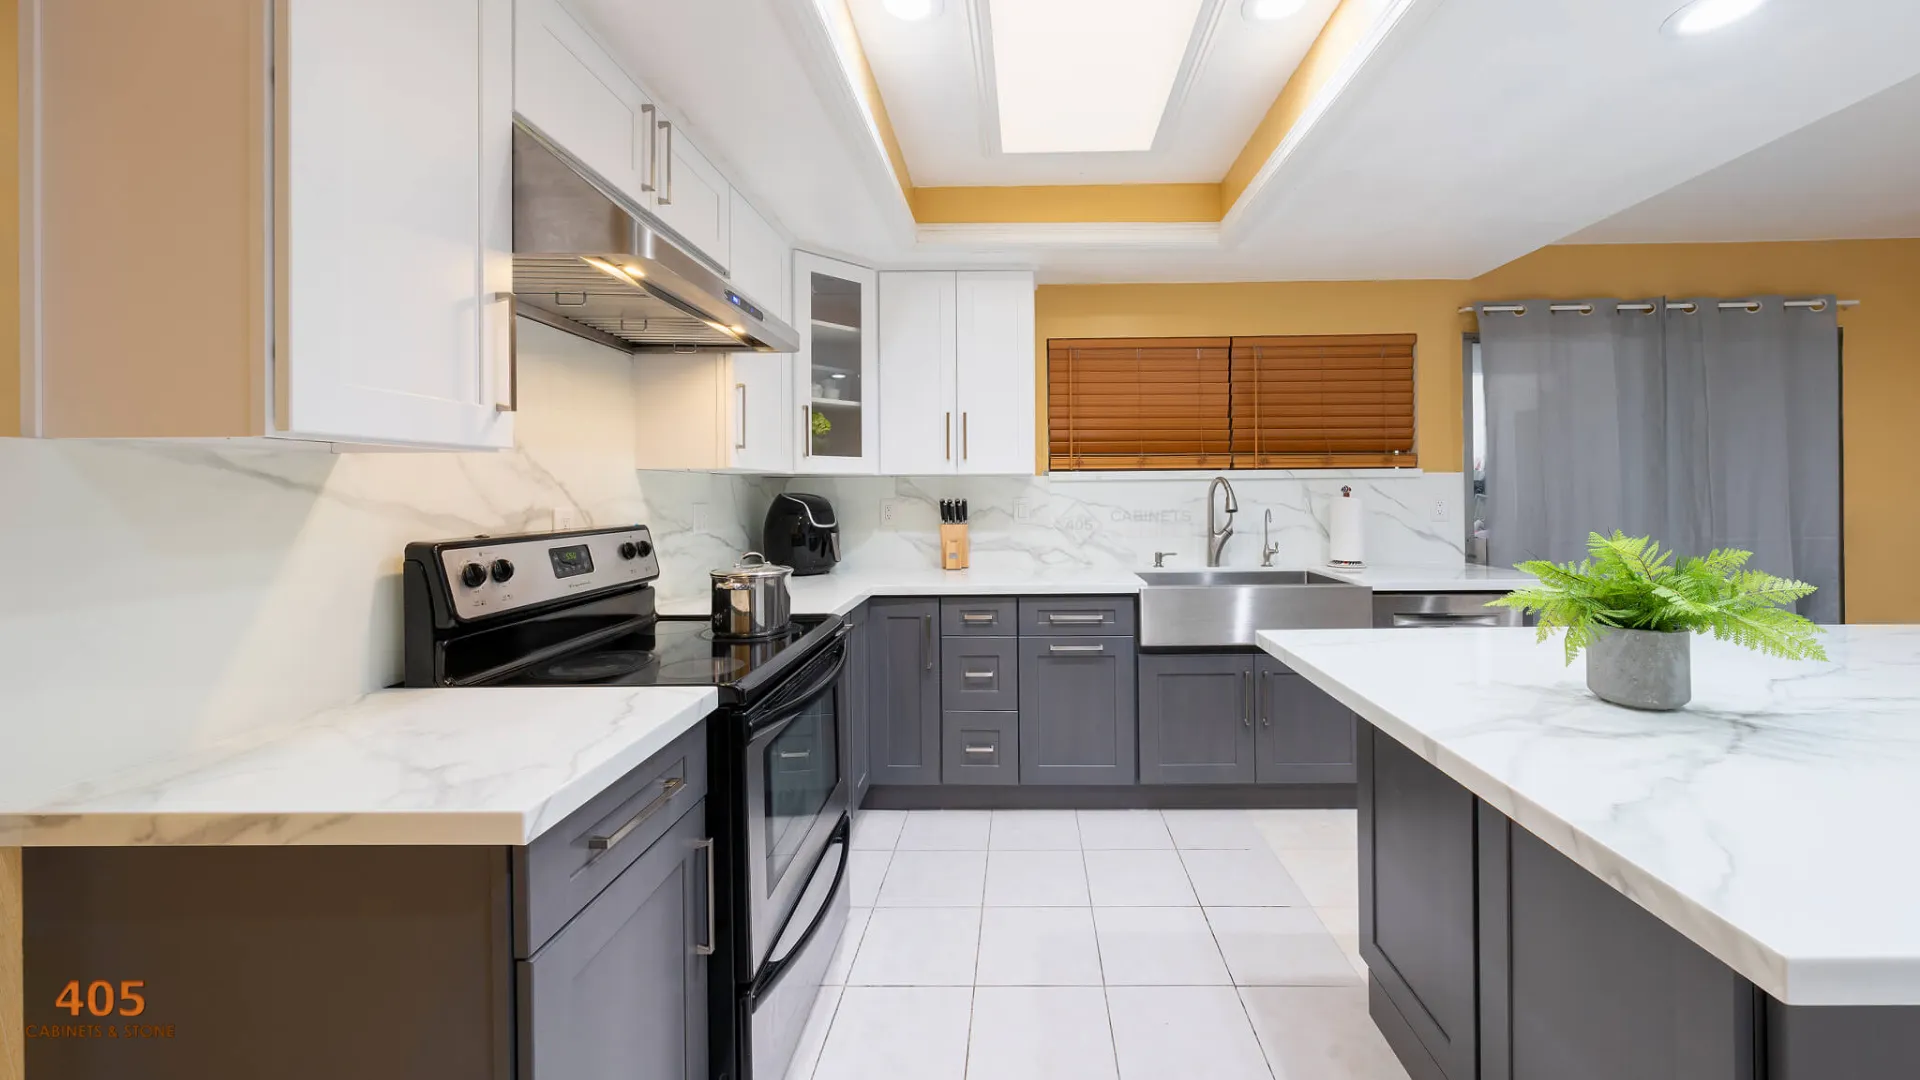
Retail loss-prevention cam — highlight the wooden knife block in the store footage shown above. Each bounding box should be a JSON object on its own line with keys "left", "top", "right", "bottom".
{"left": 940, "top": 524, "right": 970, "bottom": 570}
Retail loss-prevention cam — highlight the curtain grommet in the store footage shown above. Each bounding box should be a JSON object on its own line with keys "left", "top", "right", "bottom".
{"left": 1742, "top": 301, "right": 1763, "bottom": 314}
{"left": 1577, "top": 304, "right": 1595, "bottom": 316}
{"left": 1807, "top": 299, "right": 1829, "bottom": 313}
{"left": 1670, "top": 302, "right": 1699, "bottom": 315}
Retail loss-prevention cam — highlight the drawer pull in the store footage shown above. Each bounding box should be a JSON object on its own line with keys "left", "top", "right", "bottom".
{"left": 964, "top": 744, "right": 997, "bottom": 755}
{"left": 1049, "top": 643, "right": 1106, "bottom": 654}
{"left": 778, "top": 750, "right": 812, "bottom": 760}
{"left": 586, "top": 775, "right": 686, "bottom": 853}
{"left": 960, "top": 612, "right": 998, "bottom": 624}
{"left": 964, "top": 670, "right": 995, "bottom": 680}
{"left": 1046, "top": 613, "right": 1107, "bottom": 624}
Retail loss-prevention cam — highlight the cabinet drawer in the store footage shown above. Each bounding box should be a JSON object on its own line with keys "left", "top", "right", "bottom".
{"left": 941, "top": 597, "right": 1017, "bottom": 636}
{"left": 943, "top": 712, "right": 1020, "bottom": 785}
{"left": 941, "top": 636, "right": 1018, "bottom": 711}
{"left": 1019, "top": 596, "right": 1135, "bottom": 637}
{"left": 515, "top": 719, "right": 709, "bottom": 956}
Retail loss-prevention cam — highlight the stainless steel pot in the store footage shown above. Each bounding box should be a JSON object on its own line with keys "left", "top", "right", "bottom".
{"left": 710, "top": 552, "right": 793, "bottom": 638}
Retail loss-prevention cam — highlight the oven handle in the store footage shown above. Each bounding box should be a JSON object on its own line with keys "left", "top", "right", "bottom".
{"left": 743, "top": 624, "right": 851, "bottom": 732}
{"left": 749, "top": 816, "right": 850, "bottom": 1001}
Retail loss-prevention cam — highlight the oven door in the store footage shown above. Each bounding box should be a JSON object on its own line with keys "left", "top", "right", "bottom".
{"left": 742, "top": 626, "right": 849, "bottom": 968}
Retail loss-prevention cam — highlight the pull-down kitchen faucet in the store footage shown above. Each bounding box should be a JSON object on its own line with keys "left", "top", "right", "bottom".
{"left": 1206, "top": 476, "right": 1238, "bottom": 567}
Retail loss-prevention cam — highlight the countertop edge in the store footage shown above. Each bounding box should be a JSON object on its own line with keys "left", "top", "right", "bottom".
{"left": 1256, "top": 630, "right": 1880, "bottom": 1008}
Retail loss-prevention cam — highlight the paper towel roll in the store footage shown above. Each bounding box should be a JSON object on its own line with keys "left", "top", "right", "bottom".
{"left": 1328, "top": 487, "right": 1366, "bottom": 568}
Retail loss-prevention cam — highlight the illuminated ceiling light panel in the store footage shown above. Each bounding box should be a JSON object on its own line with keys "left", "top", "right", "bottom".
{"left": 990, "top": 0, "right": 1206, "bottom": 154}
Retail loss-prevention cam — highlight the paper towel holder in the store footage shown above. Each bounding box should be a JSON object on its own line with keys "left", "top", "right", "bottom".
{"left": 1328, "top": 485, "right": 1367, "bottom": 570}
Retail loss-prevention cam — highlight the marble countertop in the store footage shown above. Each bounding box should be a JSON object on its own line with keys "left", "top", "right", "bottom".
{"left": 658, "top": 561, "right": 1523, "bottom": 618}
{"left": 0, "top": 686, "right": 718, "bottom": 847}
{"left": 1258, "top": 626, "right": 1920, "bottom": 1007}
{"left": 1323, "top": 563, "right": 1534, "bottom": 592}
{"left": 660, "top": 564, "right": 1149, "bottom": 617}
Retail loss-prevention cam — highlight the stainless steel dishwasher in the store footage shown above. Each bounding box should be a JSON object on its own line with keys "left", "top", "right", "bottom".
{"left": 1371, "top": 592, "right": 1527, "bottom": 628}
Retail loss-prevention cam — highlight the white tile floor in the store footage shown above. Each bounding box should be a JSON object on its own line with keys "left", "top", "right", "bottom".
{"left": 787, "top": 808, "right": 1409, "bottom": 1080}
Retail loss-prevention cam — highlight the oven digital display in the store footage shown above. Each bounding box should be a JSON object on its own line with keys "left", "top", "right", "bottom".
{"left": 548, "top": 544, "right": 595, "bottom": 579}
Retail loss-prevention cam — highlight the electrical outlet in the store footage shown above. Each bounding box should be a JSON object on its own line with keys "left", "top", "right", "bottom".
{"left": 880, "top": 498, "right": 907, "bottom": 529}
{"left": 1431, "top": 500, "right": 1449, "bottom": 523}
{"left": 553, "top": 506, "right": 584, "bottom": 531}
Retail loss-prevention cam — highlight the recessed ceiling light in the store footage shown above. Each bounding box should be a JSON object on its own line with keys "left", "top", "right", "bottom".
{"left": 1662, "top": 0, "right": 1767, "bottom": 36}
{"left": 1242, "top": 0, "right": 1305, "bottom": 21}
{"left": 883, "top": 0, "right": 942, "bottom": 21}
{"left": 992, "top": 0, "right": 1206, "bottom": 154}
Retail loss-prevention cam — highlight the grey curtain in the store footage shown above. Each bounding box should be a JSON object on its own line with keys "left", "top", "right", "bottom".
{"left": 1479, "top": 296, "right": 1841, "bottom": 622}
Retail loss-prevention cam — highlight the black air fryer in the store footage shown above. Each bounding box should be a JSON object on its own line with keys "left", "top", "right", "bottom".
{"left": 762, "top": 493, "right": 840, "bottom": 576}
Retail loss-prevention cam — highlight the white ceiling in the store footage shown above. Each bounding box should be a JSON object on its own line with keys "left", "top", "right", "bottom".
{"left": 1567, "top": 72, "right": 1920, "bottom": 245}
{"left": 845, "top": 0, "right": 1342, "bottom": 185}
{"left": 566, "top": 0, "right": 1920, "bottom": 283}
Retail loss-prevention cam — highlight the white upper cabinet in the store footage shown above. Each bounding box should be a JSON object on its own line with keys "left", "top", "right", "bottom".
{"left": 24, "top": 0, "right": 513, "bottom": 449}
{"left": 651, "top": 129, "right": 731, "bottom": 271}
{"left": 280, "top": 0, "right": 516, "bottom": 448}
{"left": 954, "top": 272, "right": 1037, "bottom": 475}
{"left": 728, "top": 192, "right": 791, "bottom": 325}
{"left": 514, "top": 0, "right": 654, "bottom": 206}
{"left": 878, "top": 272, "right": 958, "bottom": 475}
{"left": 877, "top": 271, "right": 1035, "bottom": 476}
{"left": 729, "top": 352, "right": 796, "bottom": 474}
{"left": 794, "top": 253, "right": 880, "bottom": 474}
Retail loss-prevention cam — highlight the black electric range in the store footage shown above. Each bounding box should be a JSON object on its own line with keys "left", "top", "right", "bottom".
{"left": 401, "top": 525, "right": 852, "bottom": 1080}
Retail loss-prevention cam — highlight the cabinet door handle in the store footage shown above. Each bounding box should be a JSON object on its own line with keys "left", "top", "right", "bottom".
{"left": 923, "top": 614, "right": 934, "bottom": 670}
{"left": 1049, "top": 643, "right": 1105, "bottom": 654}
{"left": 640, "top": 104, "right": 658, "bottom": 192}
{"left": 803, "top": 405, "right": 812, "bottom": 457}
{"left": 694, "top": 837, "right": 716, "bottom": 955}
{"left": 490, "top": 292, "right": 517, "bottom": 413}
{"left": 1260, "top": 674, "right": 1271, "bottom": 727}
{"left": 959, "top": 612, "right": 997, "bottom": 624}
{"left": 1242, "top": 671, "right": 1252, "bottom": 728}
{"left": 945, "top": 411, "right": 952, "bottom": 460}
{"left": 586, "top": 776, "right": 685, "bottom": 853}
{"left": 657, "top": 118, "right": 674, "bottom": 205}
{"left": 962, "top": 412, "right": 969, "bottom": 459}
{"left": 734, "top": 383, "right": 748, "bottom": 450}
{"left": 1046, "top": 613, "right": 1106, "bottom": 625}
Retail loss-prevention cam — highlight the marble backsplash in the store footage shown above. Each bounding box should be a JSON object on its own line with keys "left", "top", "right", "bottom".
{"left": 0, "top": 320, "right": 755, "bottom": 805}
{"left": 761, "top": 473, "right": 1469, "bottom": 574}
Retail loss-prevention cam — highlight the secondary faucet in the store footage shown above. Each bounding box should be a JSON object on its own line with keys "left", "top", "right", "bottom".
{"left": 1262, "top": 509, "right": 1280, "bottom": 567}
{"left": 1206, "top": 476, "right": 1238, "bottom": 567}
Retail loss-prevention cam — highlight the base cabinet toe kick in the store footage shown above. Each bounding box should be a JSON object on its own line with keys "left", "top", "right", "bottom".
{"left": 1358, "top": 722, "right": 1920, "bottom": 1080}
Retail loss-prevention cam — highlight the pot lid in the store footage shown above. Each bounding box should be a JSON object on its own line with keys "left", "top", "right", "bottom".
{"left": 712, "top": 551, "right": 793, "bottom": 578}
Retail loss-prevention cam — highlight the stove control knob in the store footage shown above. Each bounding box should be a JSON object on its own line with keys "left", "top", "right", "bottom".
{"left": 490, "top": 558, "right": 516, "bottom": 584}
{"left": 636, "top": 539, "right": 654, "bottom": 558}
{"left": 458, "top": 562, "right": 488, "bottom": 589}
{"left": 618, "top": 542, "right": 639, "bottom": 560}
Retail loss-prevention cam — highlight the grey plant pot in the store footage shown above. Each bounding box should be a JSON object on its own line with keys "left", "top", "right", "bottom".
{"left": 1585, "top": 628, "right": 1691, "bottom": 711}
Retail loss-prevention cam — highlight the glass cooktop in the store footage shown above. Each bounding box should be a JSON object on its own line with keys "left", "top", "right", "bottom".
{"left": 496, "top": 615, "right": 828, "bottom": 689}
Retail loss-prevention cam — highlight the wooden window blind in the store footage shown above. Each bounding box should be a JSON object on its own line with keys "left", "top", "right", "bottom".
{"left": 1048, "top": 338, "right": 1234, "bottom": 471}
{"left": 1047, "top": 334, "right": 1417, "bottom": 472}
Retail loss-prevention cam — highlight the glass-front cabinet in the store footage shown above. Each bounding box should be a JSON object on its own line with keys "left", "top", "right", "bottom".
{"left": 793, "top": 252, "right": 879, "bottom": 473}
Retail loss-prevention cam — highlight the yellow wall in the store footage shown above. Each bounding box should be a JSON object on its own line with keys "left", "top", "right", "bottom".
{"left": 1036, "top": 238, "right": 1920, "bottom": 623}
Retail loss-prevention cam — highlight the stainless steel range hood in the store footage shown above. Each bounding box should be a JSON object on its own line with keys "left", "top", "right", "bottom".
{"left": 513, "top": 122, "right": 798, "bottom": 354}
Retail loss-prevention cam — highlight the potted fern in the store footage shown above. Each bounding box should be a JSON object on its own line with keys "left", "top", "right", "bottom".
{"left": 1489, "top": 532, "right": 1827, "bottom": 710}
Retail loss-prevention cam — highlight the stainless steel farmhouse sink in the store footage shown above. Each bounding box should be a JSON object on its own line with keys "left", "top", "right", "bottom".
{"left": 1136, "top": 568, "right": 1371, "bottom": 648}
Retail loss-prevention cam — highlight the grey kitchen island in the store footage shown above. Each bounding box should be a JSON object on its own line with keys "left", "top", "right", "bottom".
{"left": 1259, "top": 626, "right": 1920, "bottom": 1080}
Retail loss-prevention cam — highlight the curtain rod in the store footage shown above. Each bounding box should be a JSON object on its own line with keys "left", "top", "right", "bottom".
{"left": 1460, "top": 299, "right": 1859, "bottom": 315}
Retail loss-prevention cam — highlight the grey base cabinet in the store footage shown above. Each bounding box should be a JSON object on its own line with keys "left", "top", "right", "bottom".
{"left": 867, "top": 598, "right": 941, "bottom": 786}
{"left": 521, "top": 799, "right": 710, "bottom": 1080}
{"left": 1361, "top": 719, "right": 1920, "bottom": 1080}
{"left": 1256, "top": 655, "right": 1356, "bottom": 784}
{"left": 1138, "top": 652, "right": 1255, "bottom": 784}
{"left": 1019, "top": 635, "right": 1137, "bottom": 784}
{"left": 1359, "top": 723, "right": 1477, "bottom": 1080}
{"left": 1139, "top": 652, "right": 1357, "bottom": 786}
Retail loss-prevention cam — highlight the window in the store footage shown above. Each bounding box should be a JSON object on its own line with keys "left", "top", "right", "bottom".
{"left": 1047, "top": 334, "right": 1418, "bottom": 472}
